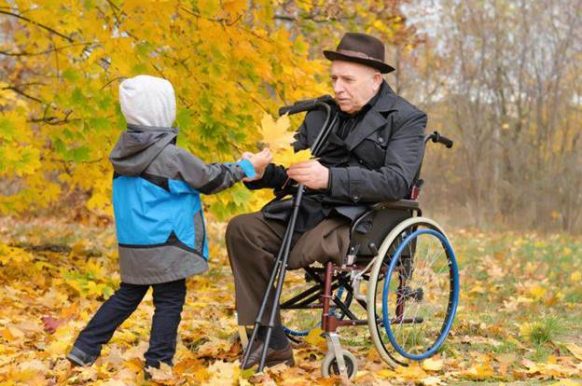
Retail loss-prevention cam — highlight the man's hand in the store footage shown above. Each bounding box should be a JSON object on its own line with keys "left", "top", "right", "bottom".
{"left": 242, "top": 148, "right": 272, "bottom": 181}
{"left": 287, "top": 160, "right": 330, "bottom": 190}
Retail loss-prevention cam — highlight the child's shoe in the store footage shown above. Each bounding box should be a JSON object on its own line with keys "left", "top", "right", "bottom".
{"left": 66, "top": 346, "right": 97, "bottom": 367}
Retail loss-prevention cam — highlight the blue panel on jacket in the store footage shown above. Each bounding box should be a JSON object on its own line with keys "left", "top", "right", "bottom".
{"left": 113, "top": 176, "right": 208, "bottom": 259}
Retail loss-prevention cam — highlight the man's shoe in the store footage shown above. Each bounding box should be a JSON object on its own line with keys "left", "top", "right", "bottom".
{"left": 241, "top": 341, "right": 295, "bottom": 370}
{"left": 66, "top": 346, "right": 97, "bottom": 367}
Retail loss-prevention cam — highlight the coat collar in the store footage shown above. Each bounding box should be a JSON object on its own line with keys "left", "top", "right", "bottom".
{"left": 343, "top": 81, "right": 398, "bottom": 151}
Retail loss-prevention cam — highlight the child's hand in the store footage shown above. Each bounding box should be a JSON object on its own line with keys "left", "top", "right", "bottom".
{"left": 243, "top": 148, "right": 272, "bottom": 181}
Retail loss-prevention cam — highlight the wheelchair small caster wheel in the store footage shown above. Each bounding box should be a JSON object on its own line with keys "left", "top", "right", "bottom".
{"left": 321, "top": 349, "right": 357, "bottom": 380}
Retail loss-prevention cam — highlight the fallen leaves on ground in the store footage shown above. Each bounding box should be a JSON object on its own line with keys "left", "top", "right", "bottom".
{"left": 0, "top": 217, "right": 580, "bottom": 384}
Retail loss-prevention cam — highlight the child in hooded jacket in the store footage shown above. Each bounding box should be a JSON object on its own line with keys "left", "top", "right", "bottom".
{"left": 67, "top": 75, "right": 271, "bottom": 372}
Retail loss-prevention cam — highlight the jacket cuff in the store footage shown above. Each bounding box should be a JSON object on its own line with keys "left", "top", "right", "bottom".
{"left": 329, "top": 167, "right": 348, "bottom": 198}
{"left": 237, "top": 159, "right": 256, "bottom": 179}
{"left": 243, "top": 163, "right": 272, "bottom": 190}
{"left": 326, "top": 168, "right": 333, "bottom": 192}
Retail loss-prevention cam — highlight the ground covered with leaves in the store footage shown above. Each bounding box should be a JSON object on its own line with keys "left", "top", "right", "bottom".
{"left": 0, "top": 217, "right": 580, "bottom": 385}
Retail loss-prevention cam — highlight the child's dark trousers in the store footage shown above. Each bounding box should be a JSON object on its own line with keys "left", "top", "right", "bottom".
{"left": 69, "top": 279, "right": 186, "bottom": 368}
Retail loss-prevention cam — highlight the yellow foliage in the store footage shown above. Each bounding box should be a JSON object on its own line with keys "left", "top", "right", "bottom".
{"left": 0, "top": 244, "right": 34, "bottom": 266}
{"left": 1, "top": 0, "right": 410, "bottom": 218}
{"left": 0, "top": 0, "right": 329, "bottom": 218}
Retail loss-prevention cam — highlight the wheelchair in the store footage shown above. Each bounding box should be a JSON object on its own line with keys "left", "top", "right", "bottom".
{"left": 240, "top": 97, "right": 460, "bottom": 380}
{"left": 276, "top": 132, "right": 460, "bottom": 380}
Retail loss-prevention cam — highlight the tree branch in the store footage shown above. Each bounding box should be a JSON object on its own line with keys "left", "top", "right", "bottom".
{"left": 0, "top": 42, "right": 92, "bottom": 57}
{"left": 2, "top": 86, "right": 43, "bottom": 103}
{"left": 273, "top": 13, "right": 357, "bottom": 24}
{"left": 0, "top": 10, "right": 74, "bottom": 42}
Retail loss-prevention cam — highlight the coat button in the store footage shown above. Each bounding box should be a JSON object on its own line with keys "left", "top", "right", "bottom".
{"left": 358, "top": 159, "right": 364, "bottom": 164}
{"left": 353, "top": 195, "right": 360, "bottom": 201}
{"left": 378, "top": 137, "right": 384, "bottom": 143}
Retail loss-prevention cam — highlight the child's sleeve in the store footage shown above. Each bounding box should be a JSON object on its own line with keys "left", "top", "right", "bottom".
{"left": 172, "top": 148, "right": 255, "bottom": 194}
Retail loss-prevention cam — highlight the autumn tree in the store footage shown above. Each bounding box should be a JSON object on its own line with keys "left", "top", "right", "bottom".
{"left": 0, "top": 0, "right": 420, "bottom": 222}
{"left": 0, "top": 0, "right": 329, "bottom": 218}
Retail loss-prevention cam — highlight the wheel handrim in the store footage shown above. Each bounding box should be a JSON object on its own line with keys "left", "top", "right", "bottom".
{"left": 381, "top": 228, "right": 459, "bottom": 360}
{"left": 366, "top": 217, "right": 460, "bottom": 366}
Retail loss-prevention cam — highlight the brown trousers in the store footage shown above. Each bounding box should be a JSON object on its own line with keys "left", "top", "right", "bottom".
{"left": 226, "top": 212, "right": 350, "bottom": 325}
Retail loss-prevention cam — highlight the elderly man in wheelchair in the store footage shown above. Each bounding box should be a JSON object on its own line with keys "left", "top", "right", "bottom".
{"left": 226, "top": 32, "right": 459, "bottom": 380}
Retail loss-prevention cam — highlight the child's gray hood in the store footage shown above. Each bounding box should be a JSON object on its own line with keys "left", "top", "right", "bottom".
{"left": 110, "top": 75, "right": 178, "bottom": 176}
{"left": 109, "top": 124, "right": 178, "bottom": 176}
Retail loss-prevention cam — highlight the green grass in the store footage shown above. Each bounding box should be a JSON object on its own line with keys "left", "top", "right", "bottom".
{"left": 529, "top": 344, "right": 553, "bottom": 362}
{"left": 492, "top": 340, "right": 518, "bottom": 354}
{"left": 528, "top": 316, "right": 560, "bottom": 346}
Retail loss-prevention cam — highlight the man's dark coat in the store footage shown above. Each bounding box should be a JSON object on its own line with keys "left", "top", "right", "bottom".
{"left": 246, "top": 81, "right": 427, "bottom": 232}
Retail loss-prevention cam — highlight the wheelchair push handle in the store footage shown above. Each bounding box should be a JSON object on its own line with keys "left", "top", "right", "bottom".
{"left": 279, "top": 95, "right": 335, "bottom": 116}
{"left": 427, "top": 131, "right": 454, "bottom": 148}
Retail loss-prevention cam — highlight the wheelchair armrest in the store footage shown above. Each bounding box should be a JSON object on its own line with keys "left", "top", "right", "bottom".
{"left": 369, "top": 199, "right": 420, "bottom": 211}
{"left": 352, "top": 200, "right": 420, "bottom": 230}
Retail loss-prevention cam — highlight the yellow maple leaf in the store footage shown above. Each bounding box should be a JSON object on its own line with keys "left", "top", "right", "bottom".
{"left": 11, "top": 360, "right": 48, "bottom": 385}
{"left": 258, "top": 112, "right": 314, "bottom": 167}
{"left": 550, "top": 380, "right": 582, "bottom": 386}
{"left": 304, "top": 327, "right": 326, "bottom": 348}
{"left": 564, "top": 343, "right": 582, "bottom": 361}
{"left": 529, "top": 284, "right": 547, "bottom": 301}
{"left": 396, "top": 361, "right": 428, "bottom": 380}
{"left": 205, "top": 360, "right": 239, "bottom": 386}
{"left": 518, "top": 321, "right": 534, "bottom": 340}
{"left": 422, "top": 376, "right": 445, "bottom": 385}
{"left": 45, "top": 327, "right": 74, "bottom": 356}
{"left": 463, "top": 361, "right": 495, "bottom": 380}
{"left": 147, "top": 362, "right": 175, "bottom": 384}
{"left": 469, "top": 284, "right": 486, "bottom": 294}
{"left": 259, "top": 113, "right": 293, "bottom": 153}
{"left": 275, "top": 147, "right": 313, "bottom": 167}
{"left": 196, "top": 338, "right": 232, "bottom": 357}
{"left": 259, "top": 113, "right": 312, "bottom": 166}
{"left": 6, "top": 325, "right": 25, "bottom": 342}
{"left": 377, "top": 368, "right": 397, "bottom": 378}
{"left": 422, "top": 356, "right": 444, "bottom": 371}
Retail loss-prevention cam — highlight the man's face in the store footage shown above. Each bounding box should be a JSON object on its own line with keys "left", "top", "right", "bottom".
{"left": 331, "top": 61, "right": 382, "bottom": 114}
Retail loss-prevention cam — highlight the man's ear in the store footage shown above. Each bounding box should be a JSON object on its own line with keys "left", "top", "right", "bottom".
{"left": 373, "top": 72, "right": 383, "bottom": 91}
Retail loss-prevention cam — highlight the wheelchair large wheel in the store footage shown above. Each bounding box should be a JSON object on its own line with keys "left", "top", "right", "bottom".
{"left": 367, "top": 217, "right": 459, "bottom": 365}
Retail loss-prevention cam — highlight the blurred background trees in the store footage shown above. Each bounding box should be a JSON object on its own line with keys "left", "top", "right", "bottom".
{"left": 0, "top": 0, "right": 580, "bottom": 232}
{"left": 402, "top": 0, "right": 581, "bottom": 233}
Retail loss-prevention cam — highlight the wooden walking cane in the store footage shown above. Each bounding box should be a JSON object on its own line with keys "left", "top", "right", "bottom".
{"left": 241, "top": 95, "right": 338, "bottom": 372}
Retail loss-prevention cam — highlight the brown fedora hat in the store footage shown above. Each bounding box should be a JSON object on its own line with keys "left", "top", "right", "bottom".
{"left": 323, "top": 32, "right": 395, "bottom": 74}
